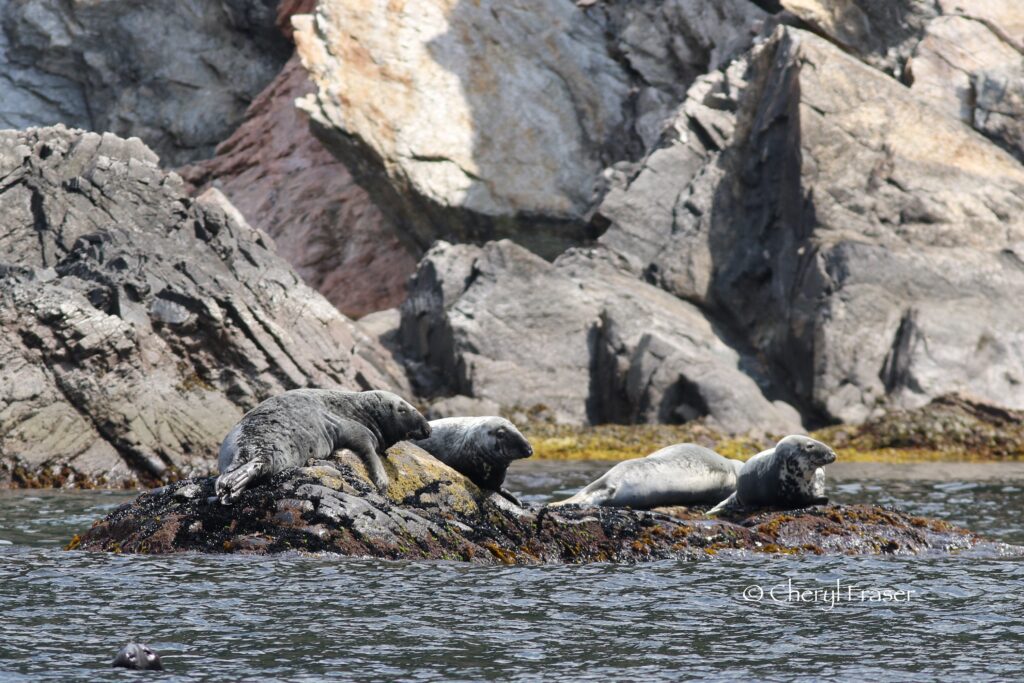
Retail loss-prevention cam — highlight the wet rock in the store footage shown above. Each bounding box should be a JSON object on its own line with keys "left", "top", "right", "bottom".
{"left": 72, "top": 443, "right": 991, "bottom": 561}
{"left": 0, "top": 0, "right": 289, "bottom": 166}
{"left": 179, "top": 56, "right": 417, "bottom": 318}
{"left": 293, "top": 0, "right": 768, "bottom": 255}
{"left": 818, "top": 394, "right": 1024, "bottom": 459}
{"left": 0, "top": 126, "right": 407, "bottom": 488}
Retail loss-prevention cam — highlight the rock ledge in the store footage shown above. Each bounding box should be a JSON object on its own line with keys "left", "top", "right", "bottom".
{"left": 73, "top": 445, "right": 994, "bottom": 563}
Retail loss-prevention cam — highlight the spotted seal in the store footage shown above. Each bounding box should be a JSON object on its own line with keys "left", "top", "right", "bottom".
{"left": 112, "top": 643, "right": 163, "bottom": 670}
{"left": 412, "top": 416, "right": 533, "bottom": 505}
{"left": 707, "top": 435, "right": 836, "bottom": 515}
{"left": 549, "top": 444, "right": 744, "bottom": 509}
{"left": 216, "top": 389, "right": 430, "bottom": 504}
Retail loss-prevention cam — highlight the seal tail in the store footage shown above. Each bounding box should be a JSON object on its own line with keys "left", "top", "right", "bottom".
{"left": 215, "top": 458, "right": 267, "bottom": 505}
{"left": 706, "top": 492, "right": 741, "bottom": 517}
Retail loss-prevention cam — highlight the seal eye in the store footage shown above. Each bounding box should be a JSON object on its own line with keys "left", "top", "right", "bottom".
{"left": 495, "top": 428, "right": 506, "bottom": 439}
{"left": 398, "top": 406, "right": 408, "bottom": 414}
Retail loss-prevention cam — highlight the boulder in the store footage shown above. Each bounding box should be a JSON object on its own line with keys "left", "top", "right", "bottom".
{"left": 293, "top": 0, "right": 769, "bottom": 255}
{"left": 179, "top": 56, "right": 417, "bottom": 318}
{"left": 596, "top": 27, "right": 1024, "bottom": 425}
{"left": 398, "top": 240, "right": 802, "bottom": 433}
{"left": 0, "top": 126, "right": 407, "bottom": 488}
{"left": 71, "top": 442, "right": 990, "bottom": 560}
{"left": 781, "top": 0, "right": 1024, "bottom": 158}
{"left": 0, "top": 0, "right": 290, "bottom": 165}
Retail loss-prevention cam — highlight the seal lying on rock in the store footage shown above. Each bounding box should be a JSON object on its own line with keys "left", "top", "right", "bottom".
{"left": 412, "top": 417, "right": 533, "bottom": 505}
{"left": 707, "top": 435, "right": 836, "bottom": 515}
{"left": 112, "top": 643, "right": 163, "bottom": 670}
{"left": 216, "top": 389, "right": 430, "bottom": 504}
{"left": 548, "top": 444, "right": 744, "bottom": 509}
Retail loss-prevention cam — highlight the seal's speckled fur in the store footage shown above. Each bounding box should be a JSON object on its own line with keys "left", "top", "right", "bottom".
{"left": 413, "top": 417, "right": 533, "bottom": 505}
{"left": 708, "top": 435, "right": 836, "bottom": 515}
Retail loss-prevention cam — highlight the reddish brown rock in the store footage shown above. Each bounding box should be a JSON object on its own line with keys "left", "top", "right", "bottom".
{"left": 277, "top": 0, "right": 318, "bottom": 42}
{"left": 179, "top": 55, "right": 417, "bottom": 319}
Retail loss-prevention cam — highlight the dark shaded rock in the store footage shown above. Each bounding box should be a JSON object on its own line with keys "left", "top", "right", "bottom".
{"left": 0, "top": 126, "right": 408, "bottom": 488}
{"left": 72, "top": 443, "right": 991, "bottom": 561}
{"left": 0, "top": 0, "right": 290, "bottom": 165}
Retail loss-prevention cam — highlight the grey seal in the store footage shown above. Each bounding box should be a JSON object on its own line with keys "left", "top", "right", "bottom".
{"left": 549, "top": 444, "right": 744, "bottom": 509}
{"left": 216, "top": 389, "right": 431, "bottom": 504}
{"left": 412, "top": 416, "right": 533, "bottom": 505}
{"left": 112, "top": 643, "right": 163, "bottom": 670}
{"left": 707, "top": 435, "right": 836, "bottom": 515}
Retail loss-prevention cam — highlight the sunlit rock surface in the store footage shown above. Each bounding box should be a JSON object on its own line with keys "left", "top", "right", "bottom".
{"left": 0, "top": 127, "right": 407, "bottom": 488}
{"left": 293, "top": 0, "right": 769, "bottom": 255}
{"left": 179, "top": 56, "right": 417, "bottom": 319}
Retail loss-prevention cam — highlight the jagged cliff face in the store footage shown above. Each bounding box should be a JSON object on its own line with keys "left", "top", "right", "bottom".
{"left": 178, "top": 56, "right": 418, "bottom": 319}
{"left": 287, "top": 0, "right": 1023, "bottom": 428}
{"left": 293, "top": 0, "right": 771, "bottom": 256}
{"left": 2, "top": 0, "right": 1023, "bottom": 457}
{"left": 0, "top": 127, "right": 408, "bottom": 487}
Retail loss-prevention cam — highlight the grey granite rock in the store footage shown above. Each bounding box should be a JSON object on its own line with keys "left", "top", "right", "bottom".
{"left": 294, "top": 0, "right": 769, "bottom": 255}
{"left": 399, "top": 240, "right": 802, "bottom": 434}
{"left": 0, "top": 126, "right": 407, "bottom": 488}
{"left": 0, "top": 0, "right": 289, "bottom": 166}
{"left": 596, "top": 27, "right": 1024, "bottom": 424}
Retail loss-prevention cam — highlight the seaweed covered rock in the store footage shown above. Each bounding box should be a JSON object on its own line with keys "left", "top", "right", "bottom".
{"left": 0, "top": 126, "right": 408, "bottom": 488}
{"left": 818, "top": 394, "right": 1024, "bottom": 459}
{"left": 73, "top": 444, "right": 989, "bottom": 562}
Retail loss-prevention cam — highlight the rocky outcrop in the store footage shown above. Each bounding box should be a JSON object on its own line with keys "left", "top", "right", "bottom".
{"left": 0, "top": 126, "right": 407, "bottom": 488}
{"left": 819, "top": 394, "right": 1024, "bottom": 459}
{"left": 179, "top": 56, "right": 417, "bottom": 318}
{"left": 72, "top": 442, "right": 989, "bottom": 560}
{"left": 293, "top": 0, "right": 771, "bottom": 256}
{"left": 399, "top": 240, "right": 802, "bottom": 433}
{"left": 782, "top": 0, "right": 1024, "bottom": 159}
{"left": 291, "top": 1, "right": 1024, "bottom": 431}
{"left": 596, "top": 26, "right": 1024, "bottom": 425}
{"left": 0, "top": 0, "right": 290, "bottom": 166}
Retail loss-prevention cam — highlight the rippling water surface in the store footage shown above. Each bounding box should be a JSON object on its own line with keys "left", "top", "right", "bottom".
{"left": 1, "top": 462, "right": 1022, "bottom": 682}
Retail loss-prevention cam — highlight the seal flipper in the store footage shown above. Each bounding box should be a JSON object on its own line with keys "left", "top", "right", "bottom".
{"left": 216, "top": 458, "right": 268, "bottom": 505}
{"left": 344, "top": 432, "right": 390, "bottom": 492}
{"left": 497, "top": 487, "right": 523, "bottom": 507}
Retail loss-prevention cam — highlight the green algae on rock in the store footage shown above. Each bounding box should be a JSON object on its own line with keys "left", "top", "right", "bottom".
{"left": 73, "top": 443, "right": 995, "bottom": 563}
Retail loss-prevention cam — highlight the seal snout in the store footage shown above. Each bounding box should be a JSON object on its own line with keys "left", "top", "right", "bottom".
{"left": 412, "top": 420, "right": 432, "bottom": 440}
